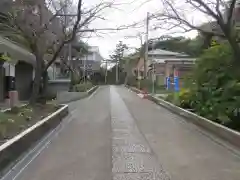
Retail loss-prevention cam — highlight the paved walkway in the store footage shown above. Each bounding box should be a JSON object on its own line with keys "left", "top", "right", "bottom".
{"left": 1, "top": 86, "right": 240, "bottom": 180}
{"left": 118, "top": 86, "right": 240, "bottom": 180}
{"left": 110, "top": 87, "right": 169, "bottom": 180}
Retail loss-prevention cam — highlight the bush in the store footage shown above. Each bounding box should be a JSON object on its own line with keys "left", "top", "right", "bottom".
{"left": 185, "top": 43, "right": 240, "bottom": 130}
{"left": 165, "top": 93, "right": 174, "bottom": 102}
{"left": 165, "top": 92, "right": 181, "bottom": 106}
{"left": 178, "top": 88, "right": 194, "bottom": 109}
{"left": 73, "top": 81, "right": 93, "bottom": 92}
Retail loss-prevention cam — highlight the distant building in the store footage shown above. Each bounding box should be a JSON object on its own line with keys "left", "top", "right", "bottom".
{"left": 48, "top": 46, "right": 104, "bottom": 80}
{"left": 72, "top": 46, "right": 103, "bottom": 75}
{"left": 134, "top": 48, "right": 195, "bottom": 88}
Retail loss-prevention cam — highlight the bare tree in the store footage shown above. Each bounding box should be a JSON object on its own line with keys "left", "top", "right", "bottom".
{"left": 7, "top": 0, "right": 115, "bottom": 103}
{"left": 10, "top": 0, "right": 68, "bottom": 104}
{"left": 154, "top": 0, "right": 240, "bottom": 64}
{"left": 44, "top": 0, "right": 115, "bottom": 71}
{"left": 2, "top": 0, "right": 147, "bottom": 103}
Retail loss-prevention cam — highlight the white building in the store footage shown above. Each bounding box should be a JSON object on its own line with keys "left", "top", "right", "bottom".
{"left": 77, "top": 46, "right": 103, "bottom": 72}
{"left": 80, "top": 46, "right": 103, "bottom": 62}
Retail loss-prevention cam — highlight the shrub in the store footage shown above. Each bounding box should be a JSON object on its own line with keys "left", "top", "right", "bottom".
{"left": 186, "top": 43, "right": 240, "bottom": 130}
{"left": 178, "top": 88, "right": 195, "bottom": 109}
{"left": 165, "top": 93, "right": 180, "bottom": 106}
{"left": 73, "top": 81, "right": 93, "bottom": 92}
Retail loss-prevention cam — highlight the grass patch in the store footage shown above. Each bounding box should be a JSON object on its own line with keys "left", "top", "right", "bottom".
{"left": 0, "top": 103, "right": 59, "bottom": 143}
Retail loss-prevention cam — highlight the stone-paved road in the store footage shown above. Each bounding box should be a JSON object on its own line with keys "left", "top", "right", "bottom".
{"left": 2, "top": 86, "right": 240, "bottom": 180}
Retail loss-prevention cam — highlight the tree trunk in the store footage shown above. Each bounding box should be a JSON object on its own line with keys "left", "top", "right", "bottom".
{"left": 220, "top": 26, "right": 240, "bottom": 65}
{"left": 201, "top": 33, "right": 213, "bottom": 50}
{"left": 227, "top": 36, "right": 240, "bottom": 64}
{"left": 41, "top": 69, "right": 48, "bottom": 98}
{"left": 29, "top": 47, "right": 43, "bottom": 105}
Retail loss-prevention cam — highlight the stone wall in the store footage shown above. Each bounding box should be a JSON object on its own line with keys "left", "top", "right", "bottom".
{"left": 57, "top": 91, "right": 87, "bottom": 104}
{"left": 47, "top": 79, "right": 71, "bottom": 98}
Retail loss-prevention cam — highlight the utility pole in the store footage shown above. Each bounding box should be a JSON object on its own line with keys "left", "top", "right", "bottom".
{"left": 124, "top": 34, "right": 143, "bottom": 88}
{"left": 68, "top": 43, "right": 72, "bottom": 72}
{"left": 138, "top": 33, "right": 143, "bottom": 89}
{"left": 83, "top": 53, "right": 86, "bottom": 84}
{"left": 151, "top": 40, "right": 155, "bottom": 94}
{"left": 116, "top": 59, "right": 119, "bottom": 84}
{"left": 105, "top": 60, "right": 108, "bottom": 84}
{"left": 144, "top": 12, "right": 150, "bottom": 78}
{"left": 138, "top": 33, "right": 143, "bottom": 47}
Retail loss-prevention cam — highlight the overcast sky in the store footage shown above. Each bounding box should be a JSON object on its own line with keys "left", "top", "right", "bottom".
{"left": 79, "top": 0, "right": 199, "bottom": 59}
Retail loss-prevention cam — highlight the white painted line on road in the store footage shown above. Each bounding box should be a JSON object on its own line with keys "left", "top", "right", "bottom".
{"left": 13, "top": 115, "right": 75, "bottom": 180}
{"left": 1, "top": 88, "right": 99, "bottom": 180}
{"left": 0, "top": 124, "right": 57, "bottom": 180}
{"left": 1, "top": 115, "right": 75, "bottom": 180}
{"left": 12, "top": 137, "right": 52, "bottom": 180}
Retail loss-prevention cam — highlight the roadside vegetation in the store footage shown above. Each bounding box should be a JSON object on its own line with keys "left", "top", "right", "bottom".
{"left": 0, "top": 103, "right": 58, "bottom": 143}
{"left": 125, "top": 37, "right": 240, "bottom": 131}
{"left": 72, "top": 81, "right": 93, "bottom": 92}
{"left": 165, "top": 43, "right": 240, "bottom": 131}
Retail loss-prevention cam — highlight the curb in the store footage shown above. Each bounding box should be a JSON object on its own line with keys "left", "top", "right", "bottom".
{"left": 57, "top": 86, "right": 99, "bottom": 104}
{"left": 0, "top": 105, "right": 69, "bottom": 172}
{"left": 126, "top": 85, "right": 240, "bottom": 149}
{"left": 87, "top": 86, "right": 99, "bottom": 95}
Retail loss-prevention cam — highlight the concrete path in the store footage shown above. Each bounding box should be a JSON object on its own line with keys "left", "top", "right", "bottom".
{"left": 1, "top": 85, "right": 240, "bottom": 180}
{"left": 2, "top": 86, "right": 112, "bottom": 180}
{"left": 110, "top": 87, "right": 169, "bottom": 180}
{"left": 118, "top": 86, "right": 240, "bottom": 180}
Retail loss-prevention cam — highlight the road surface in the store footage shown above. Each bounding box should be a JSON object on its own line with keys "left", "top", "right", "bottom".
{"left": 1, "top": 86, "right": 240, "bottom": 180}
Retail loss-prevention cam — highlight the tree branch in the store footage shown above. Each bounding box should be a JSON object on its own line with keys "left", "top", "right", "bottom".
{"left": 36, "top": 4, "right": 68, "bottom": 36}
{"left": 216, "top": 0, "right": 224, "bottom": 20}
{"left": 192, "top": 0, "right": 219, "bottom": 20}
{"left": 45, "top": 0, "right": 83, "bottom": 70}
{"left": 227, "top": 0, "right": 237, "bottom": 25}
{"left": 158, "top": 0, "right": 228, "bottom": 37}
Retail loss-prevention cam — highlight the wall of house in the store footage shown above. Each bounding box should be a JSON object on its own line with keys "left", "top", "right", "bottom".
{"left": 154, "top": 63, "right": 165, "bottom": 75}
{"left": 15, "top": 62, "right": 33, "bottom": 101}
{"left": 178, "top": 66, "right": 193, "bottom": 77}
{"left": 165, "top": 61, "right": 194, "bottom": 76}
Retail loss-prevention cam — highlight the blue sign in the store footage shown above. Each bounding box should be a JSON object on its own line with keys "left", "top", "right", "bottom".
{"left": 174, "top": 76, "right": 179, "bottom": 92}
{"left": 166, "top": 77, "right": 170, "bottom": 90}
